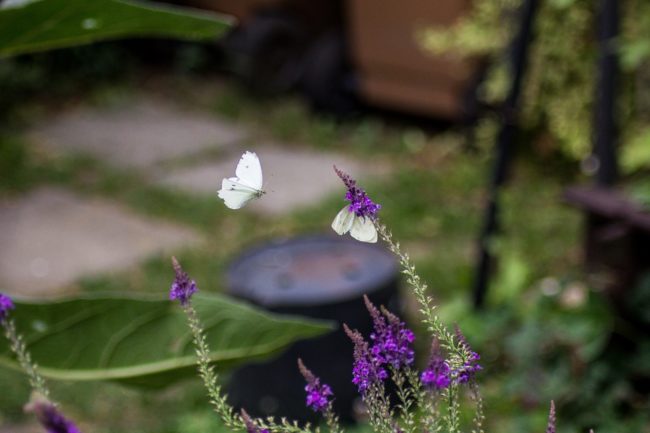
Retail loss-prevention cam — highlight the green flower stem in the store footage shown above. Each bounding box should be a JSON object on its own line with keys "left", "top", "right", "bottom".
{"left": 374, "top": 221, "right": 469, "bottom": 366}
{"left": 183, "top": 301, "right": 314, "bottom": 433}
{"left": 324, "top": 404, "right": 344, "bottom": 433}
{"left": 444, "top": 383, "right": 461, "bottom": 433}
{"left": 365, "top": 381, "right": 393, "bottom": 433}
{"left": 470, "top": 382, "right": 486, "bottom": 433}
{"left": 391, "top": 367, "right": 417, "bottom": 433}
{"left": 1, "top": 316, "right": 49, "bottom": 399}
{"left": 183, "top": 302, "right": 243, "bottom": 430}
{"left": 420, "top": 390, "right": 441, "bottom": 433}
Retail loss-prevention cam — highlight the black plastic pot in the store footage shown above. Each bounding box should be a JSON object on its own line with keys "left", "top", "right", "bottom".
{"left": 225, "top": 234, "right": 399, "bottom": 422}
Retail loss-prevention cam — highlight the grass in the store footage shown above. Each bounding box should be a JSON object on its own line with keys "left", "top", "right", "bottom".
{"left": 3, "top": 70, "right": 641, "bottom": 432}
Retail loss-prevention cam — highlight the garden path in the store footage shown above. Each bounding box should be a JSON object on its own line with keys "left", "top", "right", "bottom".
{"left": 0, "top": 93, "right": 373, "bottom": 300}
{"left": 0, "top": 187, "right": 199, "bottom": 297}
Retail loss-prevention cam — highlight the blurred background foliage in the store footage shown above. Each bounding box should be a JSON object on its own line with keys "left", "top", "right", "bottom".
{"left": 420, "top": 0, "right": 650, "bottom": 173}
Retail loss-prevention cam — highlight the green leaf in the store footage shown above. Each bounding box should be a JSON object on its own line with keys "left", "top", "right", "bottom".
{"left": 0, "top": 0, "right": 233, "bottom": 58}
{"left": 619, "top": 39, "right": 650, "bottom": 71}
{"left": 490, "top": 250, "right": 532, "bottom": 305}
{"left": 621, "top": 127, "right": 650, "bottom": 173}
{"left": 0, "top": 293, "right": 333, "bottom": 387}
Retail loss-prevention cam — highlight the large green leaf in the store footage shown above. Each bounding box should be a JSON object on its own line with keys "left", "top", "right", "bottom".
{"left": 0, "top": 0, "right": 233, "bottom": 58}
{"left": 0, "top": 293, "right": 333, "bottom": 387}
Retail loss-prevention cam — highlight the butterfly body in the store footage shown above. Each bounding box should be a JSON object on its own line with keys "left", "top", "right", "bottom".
{"left": 218, "top": 151, "right": 264, "bottom": 209}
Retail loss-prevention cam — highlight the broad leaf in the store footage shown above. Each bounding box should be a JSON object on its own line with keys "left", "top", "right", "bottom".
{"left": 0, "top": 293, "right": 333, "bottom": 387}
{"left": 0, "top": 0, "right": 233, "bottom": 58}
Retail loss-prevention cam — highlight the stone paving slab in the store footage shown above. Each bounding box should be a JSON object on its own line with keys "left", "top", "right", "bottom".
{"left": 0, "top": 187, "right": 199, "bottom": 297}
{"left": 28, "top": 97, "right": 246, "bottom": 168}
{"left": 0, "top": 423, "right": 40, "bottom": 433}
{"left": 156, "top": 145, "right": 376, "bottom": 215}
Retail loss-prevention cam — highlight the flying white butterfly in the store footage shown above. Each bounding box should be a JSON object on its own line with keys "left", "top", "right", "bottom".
{"left": 217, "top": 151, "right": 265, "bottom": 209}
{"left": 331, "top": 208, "right": 378, "bottom": 243}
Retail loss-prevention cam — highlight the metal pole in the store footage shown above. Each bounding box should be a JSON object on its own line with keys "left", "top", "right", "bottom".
{"left": 473, "top": 0, "right": 539, "bottom": 308}
{"left": 593, "top": 0, "right": 619, "bottom": 186}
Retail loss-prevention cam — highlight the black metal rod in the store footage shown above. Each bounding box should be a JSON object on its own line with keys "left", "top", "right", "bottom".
{"left": 593, "top": 0, "right": 619, "bottom": 186}
{"left": 473, "top": 0, "right": 539, "bottom": 308}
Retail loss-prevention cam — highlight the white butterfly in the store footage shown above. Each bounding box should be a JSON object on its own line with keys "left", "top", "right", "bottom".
{"left": 331, "top": 207, "right": 378, "bottom": 243}
{"left": 217, "top": 151, "right": 265, "bottom": 209}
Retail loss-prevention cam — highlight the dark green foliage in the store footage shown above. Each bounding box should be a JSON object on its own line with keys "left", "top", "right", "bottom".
{"left": 0, "top": 0, "right": 231, "bottom": 58}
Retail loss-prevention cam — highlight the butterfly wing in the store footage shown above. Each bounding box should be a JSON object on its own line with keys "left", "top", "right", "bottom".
{"left": 350, "top": 216, "right": 378, "bottom": 243}
{"left": 331, "top": 206, "right": 355, "bottom": 235}
{"left": 218, "top": 178, "right": 259, "bottom": 209}
{"left": 235, "top": 151, "right": 263, "bottom": 191}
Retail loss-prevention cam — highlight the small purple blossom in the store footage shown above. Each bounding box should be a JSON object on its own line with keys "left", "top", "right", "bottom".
{"left": 421, "top": 339, "right": 451, "bottom": 390}
{"left": 334, "top": 166, "right": 381, "bottom": 219}
{"left": 169, "top": 257, "right": 197, "bottom": 305}
{"left": 453, "top": 326, "right": 482, "bottom": 384}
{"left": 365, "top": 296, "right": 415, "bottom": 370}
{"left": 25, "top": 398, "right": 81, "bottom": 433}
{"left": 0, "top": 293, "right": 14, "bottom": 320}
{"left": 298, "top": 358, "right": 334, "bottom": 413}
{"left": 546, "top": 401, "right": 556, "bottom": 433}
{"left": 344, "top": 324, "right": 388, "bottom": 393}
{"left": 241, "top": 409, "right": 269, "bottom": 433}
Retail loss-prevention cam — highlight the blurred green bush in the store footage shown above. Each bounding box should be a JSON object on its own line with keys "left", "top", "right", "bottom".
{"left": 420, "top": 0, "right": 650, "bottom": 173}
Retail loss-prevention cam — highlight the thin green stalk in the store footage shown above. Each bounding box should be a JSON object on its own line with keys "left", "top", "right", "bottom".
{"left": 470, "top": 382, "right": 485, "bottom": 433}
{"left": 374, "top": 221, "right": 470, "bottom": 366}
{"left": 183, "top": 301, "right": 314, "bottom": 433}
{"left": 365, "top": 381, "right": 393, "bottom": 433}
{"left": 420, "top": 389, "right": 442, "bottom": 433}
{"left": 323, "top": 404, "right": 344, "bottom": 433}
{"left": 444, "top": 383, "right": 461, "bottom": 433}
{"left": 392, "top": 367, "right": 417, "bottom": 433}
{"left": 1, "top": 316, "right": 49, "bottom": 399}
{"left": 183, "top": 302, "right": 242, "bottom": 430}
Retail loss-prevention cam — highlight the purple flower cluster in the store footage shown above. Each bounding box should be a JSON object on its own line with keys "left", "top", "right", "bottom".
{"left": 365, "top": 296, "right": 415, "bottom": 370}
{"left": 334, "top": 166, "right": 381, "bottom": 219}
{"left": 344, "top": 298, "right": 416, "bottom": 393}
{"left": 298, "top": 359, "right": 334, "bottom": 413}
{"left": 344, "top": 324, "right": 388, "bottom": 393}
{"left": 0, "top": 292, "right": 14, "bottom": 320}
{"left": 546, "top": 400, "right": 556, "bottom": 433}
{"left": 241, "top": 409, "right": 269, "bottom": 433}
{"left": 420, "top": 328, "right": 482, "bottom": 390}
{"left": 454, "top": 326, "right": 482, "bottom": 384}
{"left": 455, "top": 350, "right": 482, "bottom": 384}
{"left": 169, "top": 257, "right": 197, "bottom": 305}
{"left": 420, "top": 339, "right": 451, "bottom": 390}
{"left": 26, "top": 399, "right": 81, "bottom": 433}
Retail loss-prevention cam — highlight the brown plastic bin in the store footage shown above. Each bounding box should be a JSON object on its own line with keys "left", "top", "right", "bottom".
{"left": 346, "top": 0, "right": 476, "bottom": 119}
{"left": 186, "top": 0, "right": 478, "bottom": 120}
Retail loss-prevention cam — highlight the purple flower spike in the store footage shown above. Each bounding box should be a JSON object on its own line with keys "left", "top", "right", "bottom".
{"left": 344, "top": 324, "right": 388, "bottom": 393}
{"left": 364, "top": 296, "right": 415, "bottom": 371}
{"left": 453, "top": 325, "right": 482, "bottom": 384}
{"left": 298, "top": 358, "right": 334, "bottom": 413}
{"left": 0, "top": 293, "right": 14, "bottom": 320}
{"left": 334, "top": 166, "right": 381, "bottom": 220}
{"left": 241, "top": 409, "right": 269, "bottom": 433}
{"left": 546, "top": 401, "right": 556, "bottom": 433}
{"left": 25, "top": 398, "right": 81, "bottom": 433}
{"left": 421, "top": 339, "right": 451, "bottom": 390}
{"left": 169, "top": 257, "right": 197, "bottom": 305}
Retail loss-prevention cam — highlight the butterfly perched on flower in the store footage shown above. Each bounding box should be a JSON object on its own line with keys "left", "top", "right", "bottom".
{"left": 218, "top": 151, "right": 265, "bottom": 209}
{"left": 331, "top": 166, "right": 380, "bottom": 243}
